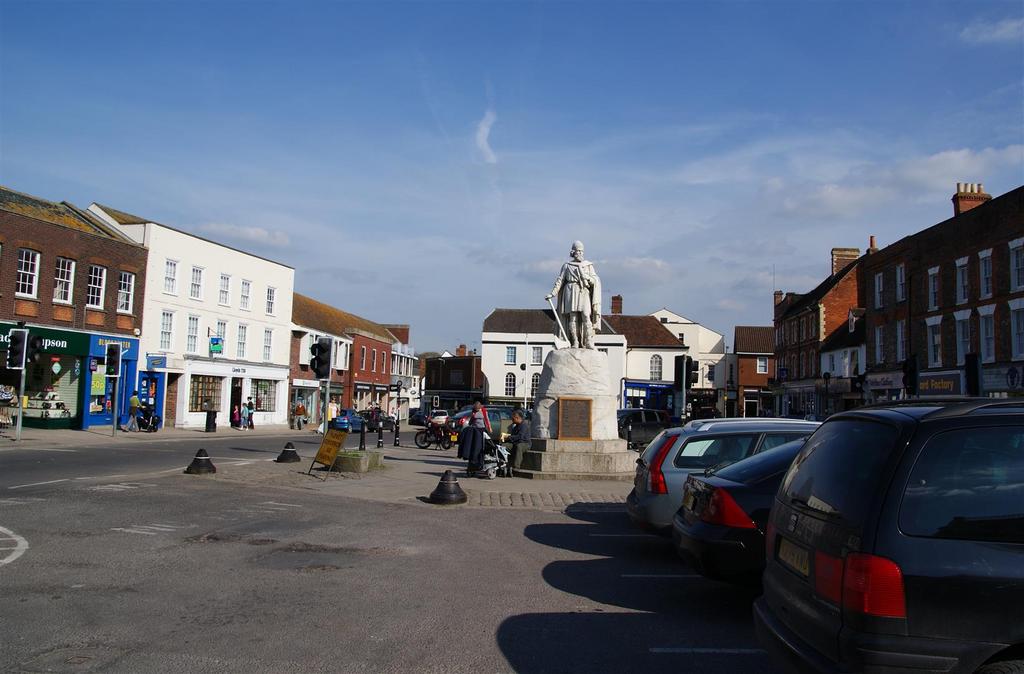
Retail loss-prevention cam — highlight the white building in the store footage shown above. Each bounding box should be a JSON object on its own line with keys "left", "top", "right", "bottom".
{"left": 648, "top": 307, "right": 727, "bottom": 392}
{"left": 603, "top": 313, "right": 688, "bottom": 414}
{"left": 90, "top": 204, "right": 294, "bottom": 428}
{"left": 819, "top": 308, "right": 867, "bottom": 413}
{"left": 481, "top": 309, "right": 626, "bottom": 407}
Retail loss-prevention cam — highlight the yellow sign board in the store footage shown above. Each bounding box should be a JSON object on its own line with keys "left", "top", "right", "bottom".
{"left": 311, "top": 429, "right": 349, "bottom": 471}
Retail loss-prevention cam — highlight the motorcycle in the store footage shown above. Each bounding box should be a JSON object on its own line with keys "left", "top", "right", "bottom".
{"left": 414, "top": 421, "right": 452, "bottom": 450}
{"left": 136, "top": 405, "right": 161, "bottom": 432}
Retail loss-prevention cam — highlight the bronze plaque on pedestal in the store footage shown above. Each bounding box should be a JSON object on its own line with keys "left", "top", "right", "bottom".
{"left": 558, "top": 397, "right": 592, "bottom": 440}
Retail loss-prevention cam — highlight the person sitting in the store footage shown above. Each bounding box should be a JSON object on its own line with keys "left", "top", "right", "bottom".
{"left": 457, "top": 399, "right": 491, "bottom": 472}
{"left": 501, "top": 409, "right": 531, "bottom": 473}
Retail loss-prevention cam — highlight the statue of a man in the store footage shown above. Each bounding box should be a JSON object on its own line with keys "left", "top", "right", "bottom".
{"left": 546, "top": 240, "right": 602, "bottom": 349}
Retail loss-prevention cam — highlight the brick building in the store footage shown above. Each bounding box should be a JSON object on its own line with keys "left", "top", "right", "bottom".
{"left": 730, "top": 326, "right": 776, "bottom": 417}
{"left": 423, "top": 345, "right": 486, "bottom": 412}
{"left": 773, "top": 246, "right": 865, "bottom": 416}
{"left": 0, "top": 186, "right": 147, "bottom": 430}
{"left": 862, "top": 183, "right": 1024, "bottom": 399}
{"left": 289, "top": 293, "right": 354, "bottom": 426}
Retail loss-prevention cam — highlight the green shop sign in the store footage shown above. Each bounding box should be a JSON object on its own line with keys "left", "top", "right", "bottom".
{"left": 0, "top": 322, "right": 91, "bottom": 355}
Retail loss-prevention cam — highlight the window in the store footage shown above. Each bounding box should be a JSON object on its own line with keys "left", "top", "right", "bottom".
{"left": 216, "top": 320, "right": 227, "bottom": 339}
{"left": 188, "top": 375, "right": 222, "bottom": 412}
{"left": 1014, "top": 308, "right": 1024, "bottom": 360}
{"left": 928, "top": 267, "right": 940, "bottom": 310}
{"left": 899, "top": 428, "right": 1024, "bottom": 544}
{"left": 1011, "top": 240, "right": 1024, "bottom": 292}
{"left": 263, "top": 329, "right": 273, "bottom": 361}
{"left": 896, "top": 320, "right": 906, "bottom": 363}
{"left": 531, "top": 346, "right": 543, "bottom": 365}
{"left": 760, "top": 432, "right": 812, "bottom": 453}
{"left": 895, "top": 264, "right": 906, "bottom": 302}
{"left": 360, "top": 346, "right": 366, "bottom": 370}
{"left": 163, "top": 259, "right": 178, "bottom": 294}
{"left": 504, "top": 372, "right": 516, "bottom": 397}
{"left": 159, "top": 311, "right": 174, "bottom": 350}
{"left": 186, "top": 315, "right": 200, "bottom": 353}
{"left": 928, "top": 323, "right": 942, "bottom": 367}
{"left": 240, "top": 278, "right": 252, "bottom": 309}
{"left": 251, "top": 379, "right": 277, "bottom": 412}
{"left": 236, "top": 324, "right": 248, "bottom": 358}
{"left": 86, "top": 265, "right": 106, "bottom": 309}
{"left": 756, "top": 356, "right": 768, "bottom": 374}
{"left": 955, "top": 259, "right": 969, "bottom": 304}
{"left": 371, "top": 348, "right": 377, "bottom": 372}
{"left": 265, "top": 287, "right": 276, "bottom": 314}
{"left": 219, "top": 274, "right": 231, "bottom": 305}
{"left": 956, "top": 317, "right": 970, "bottom": 366}
{"left": 190, "top": 266, "right": 204, "bottom": 300}
{"left": 980, "top": 314, "right": 995, "bottom": 363}
{"left": 875, "top": 325, "right": 884, "bottom": 365}
{"left": 16, "top": 249, "right": 40, "bottom": 297}
{"left": 978, "top": 250, "right": 993, "bottom": 298}
{"left": 334, "top": 341, "right": 346, "bottom": 369}
{"left": 117, "top": 272, "right": 135, "bottom": 313}
{"left": 53, "top": 257, "right": 75, "bottom": 303}
{"left": 874, "top": 272, "right": 884, "bottom": 309}
{"left": 650, "top": 354, "right": 663, "bottom": 381}
{"left": 530, "top": 372, "right": 540, "bottom": 400}
{"left": 672, "top": 434, "right": 757, "bottom": 469}
{"left": 381, "top": 350, "right": 387, "bottom": 374}
{"left": 505, "top": 346, "right": 517, "bottom": 365}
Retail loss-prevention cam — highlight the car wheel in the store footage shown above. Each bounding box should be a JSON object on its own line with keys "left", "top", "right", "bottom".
{"left": 977, "top": 661, "right": 1024, "bottom": 674}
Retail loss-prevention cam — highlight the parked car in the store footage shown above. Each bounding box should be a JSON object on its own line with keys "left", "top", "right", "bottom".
{"left": 673, "top": 438, "right": 806, "bottom": 584}
{"left": 429, "top": 409, "right": 449, "bottom": 425}
{"left": 754, "top": 399, "right": 1024, "bottom": 674}
{"left": 449, "top": 406, "right": 519, "bottom": 436}
{"left": 362, "top": 411, "right": 395, "bottom": 432}
{"left": 627, "top": 419, "right": 819, "bottom": 530}
{"left": 408, "top": 410, "right": 428, "bottom": 427}
{"left": 617, "top": 408, "right": 672, "bottom": 449}
{"left": 330, "top": 408, "right": 364, "bottom": 432}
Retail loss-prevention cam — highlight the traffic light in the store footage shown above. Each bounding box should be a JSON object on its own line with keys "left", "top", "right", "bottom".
{"left": 902, "top": 357, "right": 918, "bottom": 396}
{"left": 6, "top": 329, "right": 27, "bottom": 370}
{"left": 309, "top": 336, "right": 333, "bottom": 379}
{"left": 26, "top": 335, "right": 44, "bottom": 366}
{"left": 685, "top": 356, "right": 699, "bottom": 389}
{"left": 673, "top": 355, "right": 686, "bottom": 390}
{"left": 105, "top": 343, "right": 122, "bottom": 377}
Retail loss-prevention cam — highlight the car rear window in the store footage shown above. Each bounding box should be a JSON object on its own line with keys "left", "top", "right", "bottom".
{"left": 672, "top": 434, "right": 758, "bottom": 469}
{"left": 715, "top": 439, "right": 805, "bottom": 485}
{"left": 900, "top": 426, "right": 1024, "bottom": 544}
{"left": 781, "top": 419, "right": 898, "bottom": 526}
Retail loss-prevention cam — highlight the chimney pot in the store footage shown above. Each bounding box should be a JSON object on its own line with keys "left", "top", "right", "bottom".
{"left": 952, "top": 180, "right": 992, "bottom": 216}
{"left": 869, "top": 235, "right": 876, "bottom": 249}
{"left": 956, "top": 182, "right": 963, "bottom": 193}
{"left": 774, "top": 290, "right": 784, "bottom": 306}
{"left": 611, "top": 294, "right": 623, "bottom": 315}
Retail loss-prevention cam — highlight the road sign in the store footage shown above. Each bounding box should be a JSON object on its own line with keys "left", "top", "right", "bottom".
{"left": 390, "top": 383, "right": 402, "bottom": 392}
{"left": 308, "top": 429, "right": 349, "bottom": 479}
{"left": 209, "top": 336, "right": 223, "bottom": 354}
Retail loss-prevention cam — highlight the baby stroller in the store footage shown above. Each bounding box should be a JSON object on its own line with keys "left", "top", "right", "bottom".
{"left": 469, "top": 432, "right": 511, "bottom": 480}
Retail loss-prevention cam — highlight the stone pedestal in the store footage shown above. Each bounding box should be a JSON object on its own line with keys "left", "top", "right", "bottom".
{"left": 520, "top": 348, "right": 633, "bottom": 481}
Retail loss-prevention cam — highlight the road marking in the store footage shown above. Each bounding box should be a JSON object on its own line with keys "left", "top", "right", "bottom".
{"left": 229, "top": 461, "right": 252, "bottom": 466}
{"left": 8, "top": 479, "right": 69, "bottom": 490}
{"left": 0, "top": 526, "right": 28, "bottom": 565}
{"left": 111, "top": 528, "right": 157, "bottom": 535}
{"left": 0, "top": 497, "right": 45, "bottom": 506}
{"left": 621, "top": 574, "right": 701, "bottom": 578}
{"left": 90, "top": 482, "right": 158, "bottom": 492}
{"left": 649, "top": 648, "right": 766, "bottom": 655}
{"left": 74, "top": 477, "right": 97, "bottom": 481}
{"left": 15, "top": 448, "right": 78, "bottom": 453}
{"left": 263, "top": 502, "right": 302, "bottom": 508}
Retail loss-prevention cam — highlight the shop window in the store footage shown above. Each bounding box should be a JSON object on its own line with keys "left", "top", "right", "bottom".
{"left": 164, "top": 259, "right": 178, "bottom": 294}
{"left": 219, "top": 274, "right": 231, "bottom": 306}
{"left": 252, "top": 379, "right": 277, "bottom": 412}
{"left": 649, "top": 354, "right": 662, "bottom": 381}
{"left": 265, "top": 287, "right": 276, "bottom": 315}
{"left": 117, "top": 272, "right": 135, "bottom": 313}
{"left": 240, "top": 279, "right": 252, "bottom": 310}
{"left": 53, "top": 257, "right": 75, "bottom": 304}
{"left": 237, "top": 324, "right": 248, "bottom": 359}
{"left": 86, "top": 265, "right": 106, "bottom": 309}
{"left": 189, "top": 375, "right": 222, "bottom": 412}
{"left": 263, "top": 329, "right": 273, "bottom": 362}
{"left": 504, "top": 372, "right": 516, "bottom": 397}
{"left": 16, "top": 249, "right": 40, "bottom": 298}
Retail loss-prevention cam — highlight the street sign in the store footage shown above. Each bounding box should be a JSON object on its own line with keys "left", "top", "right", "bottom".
{"left": 390, "top": 383, "right": 402, "bottom": 392}
{"left": 209, "top": 337, "right": 223, "bottom": 354}
{"left": 308, "top": 429, "right": 349, "bottom": 479}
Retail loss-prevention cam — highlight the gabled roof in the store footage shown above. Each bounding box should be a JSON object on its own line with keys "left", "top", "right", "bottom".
{"left": 292, "top": 293, "right": 396, "bottom": 344}
{"left": 92, "top": 203, "right": 149, "bottom": 225}
{"left": 734, "top": 326, "right": 774, "bottom": 354}
{"left": 602, "top": 315, "right": 682, "bottom": 348}
{"left": 483, "top": 308, "right": 616, "bottom": 335}
{"left": 0, "top": 186, "right": 138, "bottom": 244}
{"left": 820, "top": 314, "right": 865, "bottom": 352}
{"left": 777, "top": 256, "right": 861, "bottom": 320}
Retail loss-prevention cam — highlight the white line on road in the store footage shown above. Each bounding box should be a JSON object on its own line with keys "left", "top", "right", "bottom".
{"left": 263, "top": 502, "right": 302, "bottom": 507}
{"left": 649, "top": 648, "right": 766, "bottom": 655}
{"left": 8, "top": 479, "right": 69, "bottom": 490}
{"left": 621, "top": 574, "right": 701, "bottom": 578}
{"left": 110, "top": 528, "right": 157, "bottom": 535}
{"left": 0, "top": 526, "right": 28, "bottom": 565}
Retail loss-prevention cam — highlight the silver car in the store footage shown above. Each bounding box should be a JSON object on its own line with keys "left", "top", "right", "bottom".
{"left": 626, "top": 419, "right": 820, "bottom": 530}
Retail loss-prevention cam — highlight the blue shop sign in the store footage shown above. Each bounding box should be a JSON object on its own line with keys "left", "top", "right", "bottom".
{"left": 147, "top": 354, "right": 168, "bottom": 370}
{"left": 89, "top": 334, "right": 139, "bottom": 360}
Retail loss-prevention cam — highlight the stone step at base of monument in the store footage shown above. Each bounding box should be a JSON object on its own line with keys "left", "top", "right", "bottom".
{"left": 521, "top": 449, "right": 637, "bottom": 474}
{"left": 531, "top": 438, "right": 628, "bottom": 454}
{"left": 513, "top": 468, "right": 634, "bottom": 482}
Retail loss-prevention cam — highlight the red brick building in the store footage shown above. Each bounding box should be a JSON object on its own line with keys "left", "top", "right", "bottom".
{"left": 862, "top": 183, "right": 1023, "bottom": 399}
{"left": 731, "top": 326, "right": 775, "bottom": 417}
{"left": 773, "top": 246, "right": 865, "bottom": 416}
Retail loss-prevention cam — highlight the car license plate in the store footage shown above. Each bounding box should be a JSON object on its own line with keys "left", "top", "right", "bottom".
{"left": 682, "top": 490, "right": 694, "bottom": 512}
{"left": 778, "top": 538, "right": 810, "bottom": 577}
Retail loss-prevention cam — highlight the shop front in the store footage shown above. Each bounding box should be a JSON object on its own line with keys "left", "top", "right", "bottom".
{"left": 174, "top": 359, "right": 289, "bottom": 429}
{"left": 778, "top": 381, "right": 816, "bottom": 418}
{"left": 0, "top": 322, "right": 139, "bottom": 430}
{"left": 982, "top": 363, "right": 1024, "bottom": 397}
{"left": 864, "top": 371, "right": 904, "bottom": 403}
{"left": 918, "top": 370, "right": 963, "bottom": 397}
{"left": 290, "top": 378, "right": 323, "bottom": 426}
{"left": 622, "top": 380, "right": 674, "bottom": 413}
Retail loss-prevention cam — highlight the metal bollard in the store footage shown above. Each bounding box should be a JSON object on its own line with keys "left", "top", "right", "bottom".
{"left": 627, "top": 421, "right": 633, "bottom": 448}
{"left": 377, "top": 422, "right": 384, "bottom": 448}
{"left": 394, "top": 419, "right": 400, "bottom": 447}
{"left": 359, "top": 422, "right": 366, "bottom": 451}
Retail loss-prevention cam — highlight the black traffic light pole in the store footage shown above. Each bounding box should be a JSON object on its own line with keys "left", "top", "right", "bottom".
{"left": 107, "top": 343, "right": 122, "bottom": 438}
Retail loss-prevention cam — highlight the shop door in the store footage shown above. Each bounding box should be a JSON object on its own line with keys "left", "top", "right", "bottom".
{"left": 165, "top": 374, "right": 180, "bottom": 426}
{"left": 230, "top": 377, "right": 243, "bottom": 412}
{"left": 744, "top": 399, "right": 759, "bottom": 417}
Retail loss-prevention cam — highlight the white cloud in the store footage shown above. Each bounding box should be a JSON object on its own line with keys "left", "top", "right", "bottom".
{"left": 475, "top": 108, "right": 498, "bottom": 164}
{"left": 960, "top": 17, "right": 1024, "bottom": 45}
{"left": 199, "top": 222, "right": 290, "bottom": 247}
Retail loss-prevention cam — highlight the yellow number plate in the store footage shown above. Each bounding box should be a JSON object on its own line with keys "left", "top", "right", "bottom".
{"left": 778, "top": 538, "right": 810, "bottom": 577}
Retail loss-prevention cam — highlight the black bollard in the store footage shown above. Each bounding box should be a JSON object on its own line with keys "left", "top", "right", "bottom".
{"left": 184, "top": 448, "right": 216, "bottom": 475}
{"left": 428, "top": 469, "right": 467, "bottom": 505}
{"left": 359, "top": 421, "right": 366, "bottom": 451}
{"left": 377, "top": 422, "right": 384, "bottom": 448}
{"left": 275, "top": 441, "right": 301, "bottom": 463}
{"left": 394, "top": 419, "right": 400, "bottom": 447}
{"left": 627, "top": 420, "right": 633, "bottom": 448}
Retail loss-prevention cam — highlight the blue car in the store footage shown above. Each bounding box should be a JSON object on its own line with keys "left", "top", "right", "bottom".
{"left": 330, "top": 408, "right": 364, "bottom": 432}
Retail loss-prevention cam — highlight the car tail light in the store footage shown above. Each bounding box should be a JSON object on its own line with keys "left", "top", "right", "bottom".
{"left": 700, "top": 487, "right": 755, "bottom": 528}
{"left": 814, "top": 550, "right": 843, "bottom": 605}
{"left": 765, "top": 520, "right": 776, "bottom": 557}
{"left": 647, "top": 435, "right": 676, "bottom": 494}
{"left": 843, "top": 553, "right": 906, "bottom": 619}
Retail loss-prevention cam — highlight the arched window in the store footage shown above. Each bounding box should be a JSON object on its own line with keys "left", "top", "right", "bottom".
{"left": 505, "top": 372, "right": 516, "bottom": 397}
{"left": 530, "top": 372, "right": 540, "bottom": 400}
{"left": 650, "top": 354, "right": 663, "bottom": 381}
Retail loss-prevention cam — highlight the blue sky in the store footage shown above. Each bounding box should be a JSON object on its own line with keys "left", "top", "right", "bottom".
{"left": 2, "top": 0, "right": 1022, "bottom": 352}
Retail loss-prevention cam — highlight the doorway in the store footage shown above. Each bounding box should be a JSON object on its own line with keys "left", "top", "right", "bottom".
{"left": 230, "top": 377, "right": 243, "bottom": 415}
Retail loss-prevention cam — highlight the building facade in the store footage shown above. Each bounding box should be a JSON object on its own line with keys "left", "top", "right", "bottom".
{"left": 422, "top": 348, "right": 486, "bottom": 412}
{"left": 0, "top": 187, "right": 148, "bottom": 430}
{"left": 289, "top": 293, "right": 353, "bottom": 426}
{"left": 732, "top": 326, "right": 776, "bottom": 417}
{"left": 862, "top": 183, "right": 1024, "bottom": 399}
{"left": 90, "top": 203, "right": 294, "bottom": 428}
{"left": 384, "top": 324, "right": 419, "bottom": 419}
{"left": 646, "top": 306, "right": 726, "bottom": 417}
{"left": 603, "top": 313, "right": 687, "bottom": 416}
{"left": 818, "top": 308, "right": 867, "bottom": 413}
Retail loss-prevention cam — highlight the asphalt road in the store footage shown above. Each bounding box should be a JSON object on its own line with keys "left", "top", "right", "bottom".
{"left": 1, "top": 435, "right": 778, "bottom": 673}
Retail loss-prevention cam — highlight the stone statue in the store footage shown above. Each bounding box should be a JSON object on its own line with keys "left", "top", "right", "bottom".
{"left": 545, "top": 240, "right": 602, "bottom": 349}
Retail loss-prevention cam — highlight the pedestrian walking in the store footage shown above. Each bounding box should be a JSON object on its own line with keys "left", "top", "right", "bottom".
{"left": 126, "top": 390, "right": 141, "bottom": 432}
{"left": 246, "top": 397, "right": 255, "bottom": 430}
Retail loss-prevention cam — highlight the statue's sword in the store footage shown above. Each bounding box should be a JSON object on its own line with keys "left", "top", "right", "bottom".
{"left": 547, "top": 295, "right": 569, "bottom": 343}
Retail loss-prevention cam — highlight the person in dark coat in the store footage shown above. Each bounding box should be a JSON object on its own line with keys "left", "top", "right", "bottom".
{"left": 502, "top": 409, "right": 531, "bottom": 472}
{"left": 457, "top": 400, "right": 491, "bottom": 472}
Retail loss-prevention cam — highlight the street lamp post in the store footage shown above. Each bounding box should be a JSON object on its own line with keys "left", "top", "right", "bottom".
{"left": 823, "top": 371, "right": 832, "bottom": 417}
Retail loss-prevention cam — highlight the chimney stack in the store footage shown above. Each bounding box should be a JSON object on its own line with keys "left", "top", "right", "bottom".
{"left": 952, "top": 182, "right": 992, "bottom": 216}
{"left": 456, "top": 344, "right": 467, "bottom": 357}
{"left": 774, "top": 290, "right": 784, "bottom": 306}
{"left": 830, "top": 247, "right": 861, "bottom": 275}
{"left": 868, "top": 235, "right": 878, "bottom": 253}
{"left": 611, "top": 294, "right": 623, "bottom": 315}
